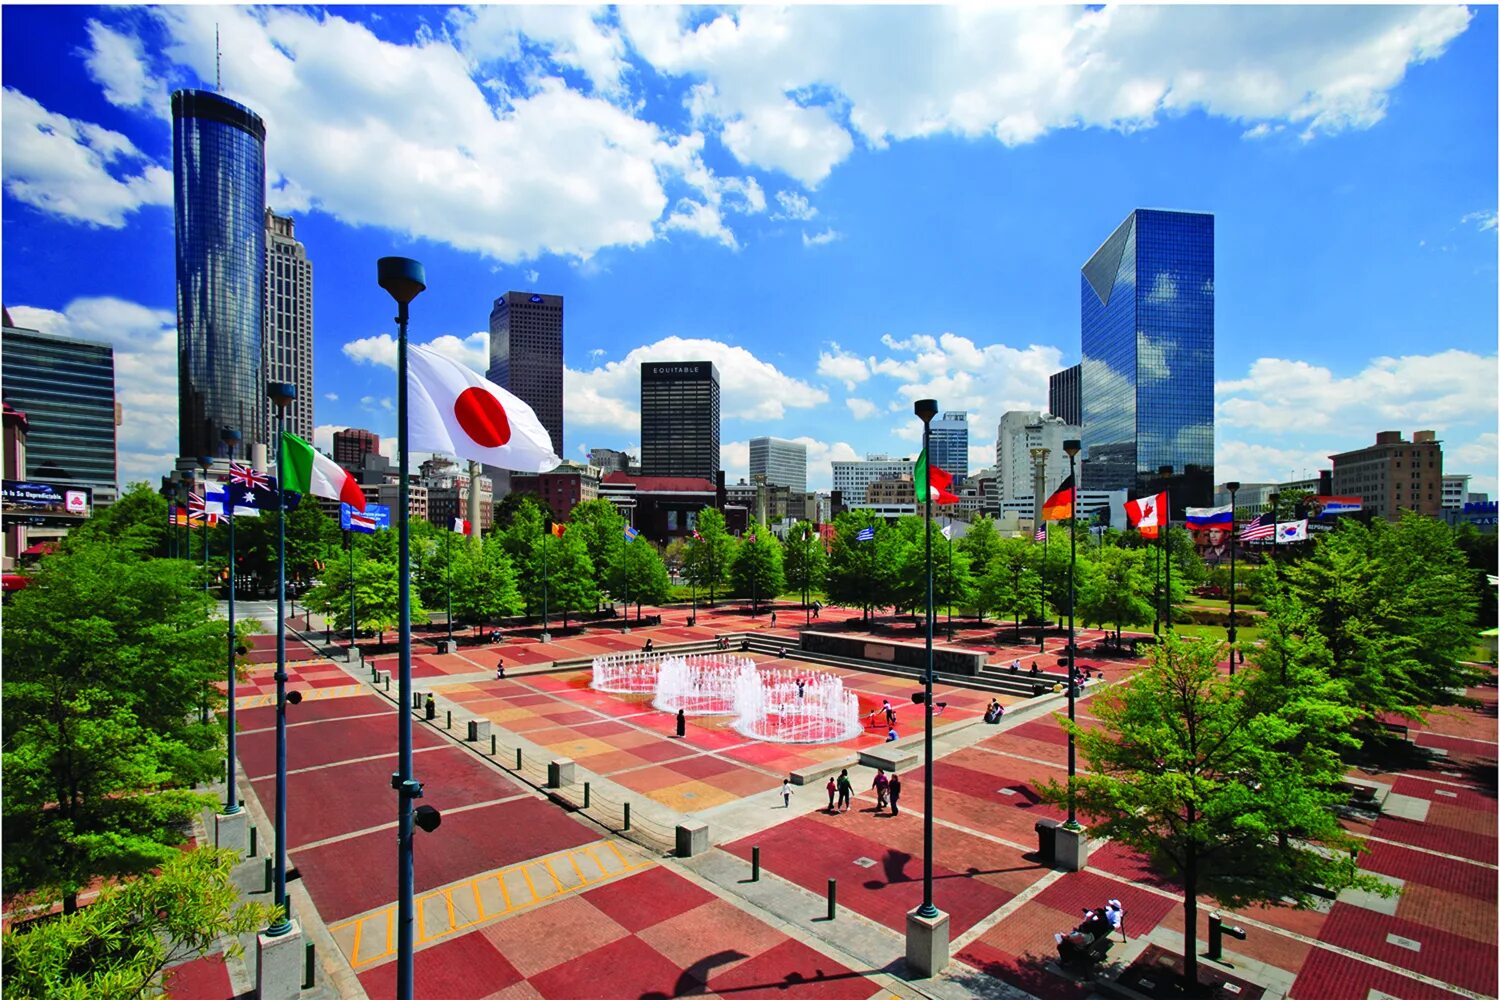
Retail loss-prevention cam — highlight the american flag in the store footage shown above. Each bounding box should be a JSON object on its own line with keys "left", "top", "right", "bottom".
{"left": 1239, "top": 513, "right": 1274, "bottom": 541}
{"left": 228, "top": 461, "right": 270, "bottom": 490}
{"left": 691, "top": 529, "right": 703, "bottom": 541}
{"left": 1034, "top": 527, "right": 1046, "bottom": 541}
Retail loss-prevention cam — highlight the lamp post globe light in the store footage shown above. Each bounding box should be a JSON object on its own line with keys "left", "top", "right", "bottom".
{"left": 1224, "top": 481, "right": 1240, "bottom": 674}
{"left": 378, "top": 255, "right": 428, "bottom": 1000}
{"left": 904, "top": 398, "right": 949, "bottom": 977}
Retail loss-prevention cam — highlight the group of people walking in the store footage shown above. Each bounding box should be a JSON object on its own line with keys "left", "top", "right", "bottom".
{"left": 820, "top": 767, "right": 902, "bottom": 815}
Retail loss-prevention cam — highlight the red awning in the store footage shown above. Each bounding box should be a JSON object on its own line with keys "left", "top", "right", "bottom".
{"left": 2, "top": 573, "right": 32, "bottom": 592}
{"left": 20, "top": 541, "right": 59, "bottom": 557}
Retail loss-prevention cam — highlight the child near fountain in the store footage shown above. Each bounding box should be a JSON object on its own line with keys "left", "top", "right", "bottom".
{"left": 826, "top": 776, "right": 838, "bottom": 812}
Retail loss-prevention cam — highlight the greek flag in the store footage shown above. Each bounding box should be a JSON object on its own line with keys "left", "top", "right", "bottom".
{"left": 855, "top": 526, "right": 875, "bottom": 542}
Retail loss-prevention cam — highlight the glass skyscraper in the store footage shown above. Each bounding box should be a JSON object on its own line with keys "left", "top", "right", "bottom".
{"left": 929, "top": 411, "right": 970, "bottom": 484}
{"left": 173, "top": 90, "right": 266, "bottom": 461}
{"left": 1080, "top": 209, "right": 1214, "bottom": 517}
{"left": 488, "top": 292, "right": 564, "bottom": 455}
{"left": 749, "top": 436, "right": 807, "bottom": 493}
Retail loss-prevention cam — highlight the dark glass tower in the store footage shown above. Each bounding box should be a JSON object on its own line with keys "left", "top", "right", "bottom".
{"left": 1080, "top": 209, "right": 1214, "bottom": 517}
{"left": 640, "top": 362, "right": 720, "bottom": 483}
{"left": 173, "top": 90, "right": 267, "bottom": 460}
{"left": 488, "top": 292, "right": 563, "bottom": 454}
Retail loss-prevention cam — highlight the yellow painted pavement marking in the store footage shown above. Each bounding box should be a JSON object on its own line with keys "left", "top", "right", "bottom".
{"left": 328, "top": 840, "right": 651, "bottom": 969}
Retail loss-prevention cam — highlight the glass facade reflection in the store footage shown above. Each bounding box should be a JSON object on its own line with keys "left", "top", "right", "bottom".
{"left": 173, "top": 90, "right": 266, "bottom": 461}
{"left": 1080, "top": 210, "right": 1214, "bottom": 517}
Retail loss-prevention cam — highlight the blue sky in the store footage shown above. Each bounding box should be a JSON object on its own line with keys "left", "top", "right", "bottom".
{"left": 3, "top": 5, "right": 1496, "bottom": 494}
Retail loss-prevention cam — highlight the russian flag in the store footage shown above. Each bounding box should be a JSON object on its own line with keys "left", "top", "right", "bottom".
{"left": 1185, "top": 505, "right": 1233, "bottom": 530}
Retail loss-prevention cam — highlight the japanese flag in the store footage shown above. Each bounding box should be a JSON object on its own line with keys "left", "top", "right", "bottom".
{"left": 407, "top": 345, "right": 561, "bottom": 472}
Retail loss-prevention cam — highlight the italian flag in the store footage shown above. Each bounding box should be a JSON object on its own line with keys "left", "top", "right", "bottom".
{"left": 914, "top": 449, "right": 959, "bottom": 505}
{"left": 280, "top": 432, "right": 366, "bottom": 510}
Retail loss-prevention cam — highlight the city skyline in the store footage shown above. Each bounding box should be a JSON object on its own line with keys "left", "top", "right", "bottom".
{"left": 1, "top": 5, "right": 1495, "bottom": 496}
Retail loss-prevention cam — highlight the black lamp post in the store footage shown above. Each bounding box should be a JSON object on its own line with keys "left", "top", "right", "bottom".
{"left": 1063, "top": 439, "right": 1082, "bottom": 829}
{"left": 221, "top": 428, "right": 243, "bottom": 819}
{"left": 265, "top": 383, "right": 296, "bottom": 940}
{"left": 915, "top": 398, "right": 940, "bottom": 920}
{"left": 378, "top": 255, "right": 427, "bottom": 1000}
{"left": 1225, "top": 481, "right": 1239, "bottom": 674}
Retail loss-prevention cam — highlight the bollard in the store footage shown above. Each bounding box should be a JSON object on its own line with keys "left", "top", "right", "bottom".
{"left": 751, "top": 846, "right": 760, "bottom": 882}
{"left": 515, "top": 747, "right": 522, "bottom": 770}
{"left": 303, "top": 941, "right": 316, "bottom": 989}
{"left": 623, "top": 802, "right": 631, "bottom": 832}
{"left": 385, "top": 675, "right": 390, "bottom": 692}
{"left": 412, "top": 691, "right": 421, "bottom": 709}
{"left": 263, "top": 857, "right": 272, "bottom": 893}
{"left": 583, "top": 781, "right": 591, "bottom": 809}
{"left": 249, "top": 826, "right": 258, "bottom": 857}
{"left": 446, "top": 709, "right": 452, "bottom": 729}
{"left": 827, "top": 878, "right": 837, "bottom": 920}
{"left": 491, "top": 734, "right": 497, "bottom": 756}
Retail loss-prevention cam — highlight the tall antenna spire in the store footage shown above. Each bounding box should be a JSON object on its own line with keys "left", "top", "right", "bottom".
{"left": 215, "top": 23, "right": 221, "bottom": 92}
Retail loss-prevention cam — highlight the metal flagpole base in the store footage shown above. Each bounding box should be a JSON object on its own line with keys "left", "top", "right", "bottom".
{"left": 255, "top": 919, "right": 304, "bottom": 1000}
{"left": 905, "top": 906, "right": 950, "bottom": 978}
{"left": 539, "top": 633, "right": 552, "bottom": 643}
{"left": 214, "top": 808, "right": 248, "bottom": 854}
{"left": 1055, "top": 824, "right": 1090, "bottom": 871}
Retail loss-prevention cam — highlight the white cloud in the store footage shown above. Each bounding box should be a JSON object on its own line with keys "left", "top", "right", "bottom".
{"left": 360, "top": 395, "right": 393, "bottom": 413}
{"left": 802, "top": 227, "right": 842, "bottom": 247}
{"left": 721, "top": 440, "right": 750, "bottom": 484}
{"left": 1449, "top": 433, "right": 1498, "bottom": 497}
{"left": 1, "top": 87, "right": 171, "bottom": 227}
{"left": 80, "top": 18, "right": 167, "bottom": 112}
{"left": 817, "top": 343, "right": 870, "bottom": 390}
{"left": 340, "top": 331, "right": 488, "bottom": 374}
{"left": 312, "top": 424, "right": 339, "bottom": 455}
{"left": 450, "top": 5, "right": 632, "bottom": 99}
{"left": 773, "top": 190, "right": 817, "bottom": 221}
{"left": 663, "top": 199, "right": 737, "bottom": 250}
{"left": 343, "top": 334, "right": 397, "bottom": 368}
{"left": 565, "top": 335, "right": 829, "bottom": 429}
{"left": 323, "top": 393, "right": 339, "bottom": 402}
{"left": 1214, "top": 439, "right": 1340, "bottom": 488}
{"left": 8, "top": 298, "right": 175, "bottom": 486}
{"left": 525, "top": 269, "right": 541, "bottom": 284}
{"left": 1461, "top": 210, "right": 1497, "bottom": 233}
{"left": 846, "top": 398, "right": 878, "bottom": 420}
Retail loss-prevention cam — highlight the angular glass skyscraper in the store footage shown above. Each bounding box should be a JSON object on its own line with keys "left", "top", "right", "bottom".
{"left": 929, "top": 411, "right": 970, "bottom": 484}
{"left": 173, "top": 90, "right": 266, "bottom": 461}
{"left": 1080, "top": 209, "right": 1214, "bottom": 517}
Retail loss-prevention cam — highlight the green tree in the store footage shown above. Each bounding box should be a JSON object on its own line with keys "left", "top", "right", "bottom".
{"left": 70, "top": 482, "right": 170, "bottom": 557}
{"left": 492, "top": 491, "right": 548, "bottom": 532}
{"left": 957, "top": 516, "right": 1001, "bottom": 619}
{"left": 927, "top": 522, "right": 972, "bottom": 621}
{"left": 347, "top": 547, "right": 426, "bottom": 643}
{"left": 2, "top": 847, "right": 273, "bottom": 1000}
{"left": 569, "top": 498, "right": 628, "bottom": 598}
{"left": 500, "top": 500, "right": 547, "bottom": 611}
{"left": 979, "top": 538, "right": 1042, "bottom": 637}
{"left": 1040, "top": 635, "right": 1385, "bottom": 995}
{"left": 683, "top": 507, "right": 734, "bottom": 606}
{"left": 2, "top": 542, "right": 226, "bottom": 910}
{"left": 615, "top": 539, "right": 672, "bottom": 619}
{"left": 731, "top": 523, "right": 786, "bottom": 612}
{"left": 824, "top": 512, "right": 894, "bottom": 620}
{"left": 1077, "top": 546, "right": 1153, "bottom": 642}
{"left": 783, "top": 521, "right": 828, "bottom": 612}
{"left": 531, "top": 530, "right": 598, "bottom": 628}
{"left": 451, "top": 534, "right": 523, "bottom": 633}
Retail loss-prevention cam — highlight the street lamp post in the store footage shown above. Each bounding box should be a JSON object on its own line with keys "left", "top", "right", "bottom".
{"left": 1225, "top": 482, "right": 1240, "bottom": 674}
{"left": 1063, "top": 440, "right": 1082, "bottom": 830}
{"left": 379, "top": 256, "right": 427, "bottom": 1000}
{"left": 266, "top": 384, "right": 296, "bottom": 940}
{"left": 444, "top": 525, "right": 453, "bottom": 648}
{"left": 917, "top": 399, "right": 938, "bottom": 915}
{"left": 945, "top": 517, "right": 953, "bottom": 641}
{"left": 222, "top": 428, "right": 242, "bottom": 818}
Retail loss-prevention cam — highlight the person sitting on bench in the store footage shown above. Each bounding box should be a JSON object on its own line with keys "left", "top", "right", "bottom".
{"left": 1029, "top": 663, "right": 1040, "bottom": 676}
{"left": 1054, "top": 907, "right": 1114, "bottom": 965}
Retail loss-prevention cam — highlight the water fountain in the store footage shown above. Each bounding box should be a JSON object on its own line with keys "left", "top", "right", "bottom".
{"left": 652, "top": 654, "right": 757, "bottom": 715}
{"left": 588, "top": 651, "right": 660, "bottom": 694}
{"left": 733, "top": 667, "right": 862, "bottom": 744}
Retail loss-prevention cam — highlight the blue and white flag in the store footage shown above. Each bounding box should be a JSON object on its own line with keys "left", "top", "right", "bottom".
{"left": 624, "top": 525, "right": 640, "bottom": 543}
{"left": 207, "top": 483, "right": 266, "bottom": 518}
{"left": 855, "top": 526, "right": 875, "bottom": 542}
{"left": 1276, "top": 519, "right": 1310, "bottom": 543}
{"left": 1185, "top": 504, "right": 1233, "bottom": 530}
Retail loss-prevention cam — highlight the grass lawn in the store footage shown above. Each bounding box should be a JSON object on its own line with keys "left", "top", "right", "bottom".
{"left": 1172, "top": 622, "right": 1264, "bottom": 644}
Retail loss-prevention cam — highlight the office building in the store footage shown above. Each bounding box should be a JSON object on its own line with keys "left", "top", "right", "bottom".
{"left": 749, "top": 436, "right": 807, "bottom": 493}
{"left": 588, "top": 448, "right": 634, "bottom": 474}
{"left": 640, "top": 362, "right": 720, "bottom": 483}
{"left": 1080, "top": 208, "right": 1214, "bottom": 517}
{"left": 1048, "top": 364, "right": 1081, "bottom": 426}
{"left": 264, "top": 209, "right": 313, "bottom": 442}
{"left": 866, "top": 475, "right": 916, "bottom": 505}
{"left": 172, "top": 89, "right": 267, "bottom": 463}
{"left": 488, "top": 292, "right": 563, "bottom": 455}
{"left": 831, "top": 454, "right": 915, "bottom": 505}
{"left": 1330, "top": 430, "right": 1443, "bottom": 521}
{"left": 2, "top": 318, "right": 119, "bottom": 506}
{"left": 598, "top": 472, "right": 724, "bottom": 539}
{"left": 333, "top": 428, "right": 381, "bottom": 469}
{"left": 509, "top": 460, "right": 601, "bottom": 524}
{"left": 993, "top": 410, "right": 1081, "bottom": 504}
{"left": 929, "top": 412, "right": 970, "bottom": 484}
{"left": 1442, "top": 473, "right": 1472, "bottom": 511}
{"left": 419, "top": 456, "right": 494, "bottom": 532}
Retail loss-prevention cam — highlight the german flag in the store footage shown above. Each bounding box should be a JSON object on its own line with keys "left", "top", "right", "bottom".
{"left": 1041, "top": 475, "right": 1075, "bottom": 521}
{"left": 550, "top": 522, "right": 566, "bottom": 538}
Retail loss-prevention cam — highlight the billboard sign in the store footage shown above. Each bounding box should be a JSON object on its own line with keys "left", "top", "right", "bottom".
{"left": 340, "top": 502, "right": 390, "bottom": 533}
{"left": 2, "top": 480, "right": 93, "bottom": 527}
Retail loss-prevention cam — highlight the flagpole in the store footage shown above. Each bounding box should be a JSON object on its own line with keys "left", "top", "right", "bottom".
{"left": 222, "top": 429, "right": 242, "bottom": 818}
{"left": 1225, "top": 483, "right": 1240, "bottom": 674}
{"left": 1159, "top": 469, "right": 1173, "bottom": 633}
{"left": 945, "top": 521, "right": 952, "bottom": 641}
{"left": 266, "top": 385, "right": 296, "bottom": 940}
{"left": 346, "top": 527, "right": 356, "bottom": 658}
{"left": 379, "top": 256, "right": 426, "bottom": 1000}
{"left": 445, "top": 525, "right": 453, "bottom": 648}
{"left": 1063, "top": 440, "right": 1081, "bottom": 829}
{"left": 199, "top": 455, "right": 212, "bottom": 591}
{"left": 542, "top": 529, "right": 550, "bottom": 639}
{"left": 914, "top": 400, "right": 939, "bottom": 921}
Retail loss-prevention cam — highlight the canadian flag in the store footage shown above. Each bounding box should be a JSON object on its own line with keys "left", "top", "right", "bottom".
{"left": 1125, "top": 491, "right": 1167, "bottom": 539}
{"left": 408, "top": 345, "right": 561, "bottom": 473}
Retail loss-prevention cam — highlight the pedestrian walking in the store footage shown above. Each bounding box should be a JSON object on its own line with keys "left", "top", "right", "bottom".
{"left": 770, "top": 610, "right": 778, "bottom": 627}
{"left": 813, "top": 600, "right": 821, "bottom": 618}
{"left": 836, "top": 769, "right": 853, "bottom": 812}
{"left": 675, "top": 708, "right": 686, "bottom": 738}
{"left": 781, "top": 777, "right": 793, "bottom": 808}
{"left": 888, "top": 772, "right": 902, "bottom": 815}
{"left": 872, "top": 769, "right": 890, "bottom": 811}
{"left": 826, "top": 776, "right": 838, "bottom": 812}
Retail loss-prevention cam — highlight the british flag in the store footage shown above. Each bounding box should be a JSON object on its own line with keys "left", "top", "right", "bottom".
{"left": 1239, "top": 513, "right": 1274, "bottom": 542}
{"left": 186, "top": 492, "right": 221, "bottom": 527}
{"left": 228, "top": 461, "right": 270, "bottom": 490}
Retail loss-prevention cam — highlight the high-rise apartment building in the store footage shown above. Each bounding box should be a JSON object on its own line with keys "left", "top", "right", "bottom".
{"left": 929, "top": 411, "right": 969, "bottom": 484}
{"left": 264, "top": 210, "right": 313, "bottom": 442}
{"left": 333, "top": 428, "right": 381, "bottom": 469}
{"left": 1330, "top": 430, "right": 1443, "bottom": 521}
{"left": 993, "top": 410, "right": 1082, "bottom": 503}
{"left": 1048, "top": 364, "right": 1081, "bottom": 426}
{"left": 1080, "top": 208, "right": 1214, "bottom": 517}
{"left": 640, "top": 362, "right": 720, "bottom": 483}
{"left": 749, "top": 436, "right": 807, "bottom": 493}
{"left": 172, "top": 90, "right": 266, "bottom": 463}
{"left": 831, "top": 454, "right": 916, "bottom": 504}
{"left": 488, "top": 292, "right": 563, "bottom": 454}
{"left": 2, "top": 318, "right": 119, "bottom": 506}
